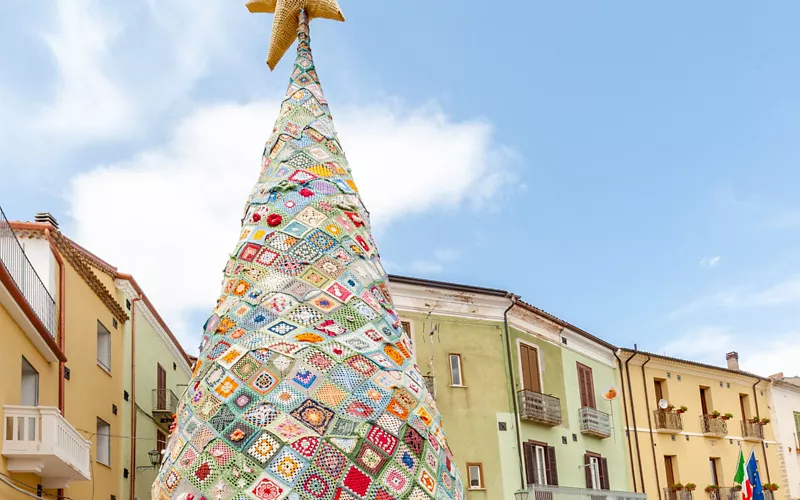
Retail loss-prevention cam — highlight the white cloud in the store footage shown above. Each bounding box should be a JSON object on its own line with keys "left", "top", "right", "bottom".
{"left": 68, "top": 100, "right": 511, "bottom": 349}
{"left": 699, "top": 256, "right": 721, "bottom": 267}
{"left": 660, "top": 326, "right": 800, "bottom": 377}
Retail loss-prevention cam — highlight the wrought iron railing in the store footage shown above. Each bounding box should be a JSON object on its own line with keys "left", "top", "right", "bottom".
{"left": 0, "top": 207, "right": 58, "bottom": 339}
{"left": 664, "top": 489, "right": 694, "bottom": 500}
{"left": 518, "top": 390, "right": 562, "bottom": 426}
{"left": 152, "top": 389, "right": 179, "bottom": 414}
{"left": 762, "top": 490, "right": 774, "bottom": 500}
{"left": 700, "top": 415, "right": 728, "bottom": 436}
{"left": 653, "top": 410, "right": 683, "bottom": 432}
{"left": 525, "top": 484, "right": 646, "bottom": 500}
{"left": 422, "top": 375, "right": 436, "bottom": 400}
{"left": 579, "top": 407, "right": 612, "bottom": 438}
{"left": 707, "top": 487, "right": 738, "bottom": 500}
{"left": 741, "top": 420, "right": 764, "bottom": 440}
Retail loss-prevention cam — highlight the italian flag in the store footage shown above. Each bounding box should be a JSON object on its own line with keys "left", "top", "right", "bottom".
{"left": 734, "top": 449, "right": 752, "bottom": 500}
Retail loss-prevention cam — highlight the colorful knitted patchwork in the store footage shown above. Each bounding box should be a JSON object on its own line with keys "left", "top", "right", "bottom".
{"left": 152, "top": 10, "right": 463, "bottom": 500}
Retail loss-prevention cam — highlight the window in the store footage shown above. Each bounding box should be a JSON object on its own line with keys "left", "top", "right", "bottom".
{"left": 449, "top": 354, "right": 464, "bottom": 386}
{"left": 519, "top": 343, "right": 541, "bottom": 393}
{"left": 699, "top": 386, "right": 712, "bottom": 415}
{"left": 401, "top": 321, "right": 411, "bottom": 339}
{"left": 739, "top": 394, "right": 751, "bottom": 421}
{"left": 156, "top": 364, "right": 167, "bottom": 410}
{"left": 467, "top": 463, "right": 484, "bottom": 490}
{"left": 96, "top": 418, "right": 110, "bottom": 466}
{"left": 20, "top": 357, "right": 39, "bottom": 407}
{"left": 524, "top": 441, "right": 558, "bottom": 486}
{"left": 584, "top": 452, "right": 609, "bottom": 490}
{"left": 664, "top": 456, "right": 677, "bottom": 488}
{"left": 97, "top": 321, "right": 111, "bottom": 372}
{"left": 577, "top": 363, "right": 596, "bottom": 409}
{"left": 654, "top": 378, "right": 668, "bottom": 404}
{"left": 156, "top": 430, "right": 167, "bottom": 455}
{"left": 709, "top": 457, "right": 721, "bottom": 486}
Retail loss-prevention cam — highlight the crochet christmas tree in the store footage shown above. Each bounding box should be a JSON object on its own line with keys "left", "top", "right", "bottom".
{"left": 152, "top": 7, "right": 464, "bottom": 500}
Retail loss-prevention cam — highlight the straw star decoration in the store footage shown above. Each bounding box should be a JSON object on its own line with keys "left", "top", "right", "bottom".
{"left": 246, "top": 0, "right": 345, "bottom": 70}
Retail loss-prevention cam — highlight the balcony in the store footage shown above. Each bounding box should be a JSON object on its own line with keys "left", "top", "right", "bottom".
{"left": 707, "top": 487, "right": 738, "bottom": 500}
{"left": 741, "top": 420, "right": 764, "bottom": 441}
{"left": 653, "top": 410, "right": 683, "bottom": 433}
{"left": 524, "top": 484, "right": 646, "bottom": 500}
{"left": 518, "top": 390, "right": 562, "bottom": 426}
{"left": 422, "top": 375, "right": 436, "bottom": 400}
{"left": 2, "top": 406, "right": 91, "bottom": 488}
{"left": 700, "top": 415, "right": 728, "bottom": 437}
{"left": 664, "top": 489, "right": 694, "bottom": 500}
{"left": 152, "top": 389, "right": 179, "bottom": 427}
{"left": 579, "top": 407, "right": 612, "bottom": 438}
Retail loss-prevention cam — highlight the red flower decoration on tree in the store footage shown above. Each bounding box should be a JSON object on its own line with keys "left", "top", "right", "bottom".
{"left": 267, "top": 214, "right": 282, "bottom": 227}
{"left": 299, "top": 188, "right": 314, "bottom": 197}
{"left": 252, "top": 213, "right": 261, "bottom": 222}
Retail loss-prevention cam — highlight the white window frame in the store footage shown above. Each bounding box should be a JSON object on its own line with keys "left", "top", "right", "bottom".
{"left": 449, "top": 353, "right": 465, "bottom": 387}
{"left": 589, "top": 456, "right": 601, "bottom": 489}
{"left": 467, "top": 463, "right": 484, "bottom": 490}
{"left": 97, "top": 321, "right": 111, "bottom": 372}
{"left": 535, "top": 444, "right": 548, "bottom": 485}
{"left": 96, "top": 418, "right": 110, "bottom": 466}
{"left": 21, "top": 357, "right": 39, "bottom": 407}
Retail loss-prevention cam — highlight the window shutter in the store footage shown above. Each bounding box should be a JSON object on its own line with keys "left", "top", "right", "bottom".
{"left": 546, "top": 446, "right": 559, "bottom": 486}
{"left": 521, "top": 346, "right": 532, "bottom": 391}
{"left": 600, "top": 457, "right": 610, "bottom": 490}
{"left": 586, "top": 368, "right": 596, "bottom": 409}
{"left": 524, "top": 442, "right": 537, "bottom": 486}
{"left": 584, "top": 454, "right": 592, "bottom": 488}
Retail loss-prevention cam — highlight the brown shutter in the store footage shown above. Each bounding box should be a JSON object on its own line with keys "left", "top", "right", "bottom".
{"left": 577, "top": 364, "right": 596, "bottom": 409}
{"left": 524, "top": 442, "right": 537, "bottom": 486}
{"left": 521, "top": 345, "right": 541, "bottom": 392}
{"left": 586, "top": 367, "right": 596, "bottom": 409}
{"left": 655, "top": 380, "right": 663, "bottom": 403}
{"left": 157, "top": 364, "right": 167, "bottom": 409}
{"left": 600, "top": 457, "right": 609, "bottom": 490}
{"left": 578, "top": 365, "right": 589, "bottom": 407}
{"left": 585, "top": 454, "right": 592, "bottom": 488}
{"left": 665, "top": 456, "right": 675, "bottom": 487}
{"left": 546, "top": 446, "right": 559, "bottom": 486}
{"left": 521, "top": 345, "right": 532, "bottom": 391}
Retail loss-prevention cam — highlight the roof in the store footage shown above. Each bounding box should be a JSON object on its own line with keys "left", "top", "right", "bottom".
{"left": 619, "top": 348, "right": 769, "bottom": 381}
{"left": 387, "top": 274, "right": 510, "bottom": 298}
{"left": 516, "top": 299, "right": 617, "bottom": 351}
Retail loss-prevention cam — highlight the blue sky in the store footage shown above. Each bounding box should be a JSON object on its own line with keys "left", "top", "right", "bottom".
{"left": 1, "top": 1, "right": 799, "bottom": 374}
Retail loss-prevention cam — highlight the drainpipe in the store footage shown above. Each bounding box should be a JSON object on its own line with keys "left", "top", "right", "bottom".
{"left": 129, "top": 295, "right": 142, "bottom": 500}
{"left": 752, "top": 380, "right": 771, "bottom": 483}
{"left": 614, "top": 350, "right": 638, "bottom": 492}
{"left": 624, "top": 350, "right": 647, "bottom": 494}
{"left": 502, "top": 295, "right": 525, "bottom": 489}
{"left": 44, "top": 228, "right": 66, "bottom": 500}
{"left": 641, "top": 354, "right": 662, "bottom": 500}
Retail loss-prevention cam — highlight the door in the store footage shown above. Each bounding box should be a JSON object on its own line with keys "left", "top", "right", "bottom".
{"left": 710, "top": 458, "right": 719, "bottom": 486}
{"left": 157, "top": 364, "right": 167, "bottom": 409}
{"left": 520, "top": 344, "right": 541, "bottom": 393}
{"left": 577, "top": 363, "right": 596, "bottom": 409}
{"left": 739, "top": 394, "right": 750, "bottom": 421}
{"left": 665, "top": 456, "right": 676, "bottom": 488}
{"left": 654, "top": 380, "right": 664, "bottom": 403}
{"left": 700, "top": 388, "right": 709, "bottom": 415}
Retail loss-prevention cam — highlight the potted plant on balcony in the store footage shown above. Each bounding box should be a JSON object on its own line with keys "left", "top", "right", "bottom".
{"left": 671, "top": 483, "right": 685, "bottom": 492}
{"left": 721, "top": 412, "right": 734, "bottom": 421}
{"left": 760, "top": 417, "right": 771, "bottom": 425}
{"left": 762, "top": 484, "right": 779, "bottom": 492}
{"left": 705, "top": 485, "right": 719, "bottom": 493}
{"left": 686, "top": 483, "right": 697, "bottom": 492}
{"left": 710, "top": 410, "right": 721, "bottom": 419}
{"left": 732, "top": 485, "right": 742, "bottom": 493}
{"left": 748, "top": 417, "right": 760, "bottom": 424}
{"left": 677, "top": 405, "right": 688, "bottom": 414}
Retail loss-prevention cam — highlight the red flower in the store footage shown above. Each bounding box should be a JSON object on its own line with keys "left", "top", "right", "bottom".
{"left": 267, "top": 214, "right": 282, "bottom": 227}
{"left": 299, "top": 188, "right": 314, "bottom": 197}
{"left": 252, "top": 213, "right": 261, "bottom": 222}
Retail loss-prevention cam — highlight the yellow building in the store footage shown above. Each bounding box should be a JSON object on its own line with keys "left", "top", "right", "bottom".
{"left": 620, "top": 349, "right": 782, "bottom": 500}
{"left": 0, "top": 211, "right": 130, "bottom": 500}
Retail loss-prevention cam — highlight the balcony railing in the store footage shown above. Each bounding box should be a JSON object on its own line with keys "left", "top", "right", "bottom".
{"left": 653, "top": 410, "right": 683, "bottom": 433}
{"left": 0, "top": 207, "right": 58, "bottom": 339}
{"left": 525, "top": 484, "right": 646, "bottom": 500}
{"left": 700, "top": 415, "right": 728, "bottom": 437}
{"left": 664, "top": 489, "right": 694, "bottom": 500}
{"left": 153, "top": 388, "right": 179, "bottom": 415}
{"left": 422, "top": 375, "right": 436, "bottom": 400}
{"left": 741, "top": 421, "right": 765, "bottom": 441}
{"left": 2, "top": 406, "right": 91, "bottom": 488}
{"left": 518, "top": 390, "right": 562, "bottom": 426}
{"left": 579, "top": 407, "right": 612, "bottom": 438}
{"left": 763, "top": 491, "right": 774, "bottom": 500}
{"left": 707, "top": 487, "right": 738, "bottom": 500}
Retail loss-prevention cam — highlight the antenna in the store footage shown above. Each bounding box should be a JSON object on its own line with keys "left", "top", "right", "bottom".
{"left": 658, "top": 399, "right": 669, "bottom": 410}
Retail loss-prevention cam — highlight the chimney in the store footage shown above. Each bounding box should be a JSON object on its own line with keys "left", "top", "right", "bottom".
{"left": 726, "top": 352, "right": 740, "bottom": 371}
{"left": 34, "top": 212, "right": 58, "bottom": 229}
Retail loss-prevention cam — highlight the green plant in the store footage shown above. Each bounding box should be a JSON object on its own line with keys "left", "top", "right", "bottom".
{"left": 762, "top": 483, "right": 779, "bottom": 492}
{"left": 685, "top": 483, "right": 697, "bottom": 491}
{"left": 749, "top": 417, "right": 760, "bottom": 424}
{"left": 710, "top": 410, "right": 721, "bottom": 418}
{"left": 722, "top": 412, "right": 734, "bottom": 420}
{"left": 671, "top": 483, "right": 685, "bottom": 491}
{"left": 705, "top": 485, "right": 720, "bottom": 493}
{"left": 761, "top": 417, "right": 771, "bottom": 425}
{"left": 677, "top": 405, "right": 688, "bottom": 414}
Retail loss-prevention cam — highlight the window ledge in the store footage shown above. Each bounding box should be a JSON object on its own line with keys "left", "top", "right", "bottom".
{"left": 95, "top": 460, "right": 112, "bottom": 469}
{"left": 97, "top": 363, "right": 112, "bottom": 376}
{"left": 468, "top": 487, "right": 486, "bottom": 491}
{"left": 450, "top": 385, "right": 468, "bottom": 388}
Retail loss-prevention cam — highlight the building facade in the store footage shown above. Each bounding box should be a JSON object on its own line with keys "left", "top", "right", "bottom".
{"left": 767, "top": 376, "right": 800, "bottom": 500}
{"left": 620, "top": 350, "right": 782, "bottom": 500}
{"left": 390, "top": 276, "right": 634, "bottom": 500}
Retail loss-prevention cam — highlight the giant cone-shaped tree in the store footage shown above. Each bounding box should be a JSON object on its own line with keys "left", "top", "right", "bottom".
{"left": 153, "top": 11, "right": 464, "bottom": 500}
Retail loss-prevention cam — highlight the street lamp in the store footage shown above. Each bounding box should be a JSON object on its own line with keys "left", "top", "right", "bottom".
{"left": 514, "top": 488, "right": 530, "bottom": 500}
{"left": 148, "top": 449, "right": 161, "bottom": 467}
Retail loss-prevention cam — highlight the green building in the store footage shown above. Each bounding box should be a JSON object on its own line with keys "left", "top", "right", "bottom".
{"left": 389, "top": 275, "right": 636, "bottom": 500}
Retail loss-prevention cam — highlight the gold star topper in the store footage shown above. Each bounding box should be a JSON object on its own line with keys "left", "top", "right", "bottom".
{"left": 246, "top": 0, "right": 345, "bottom": 70}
